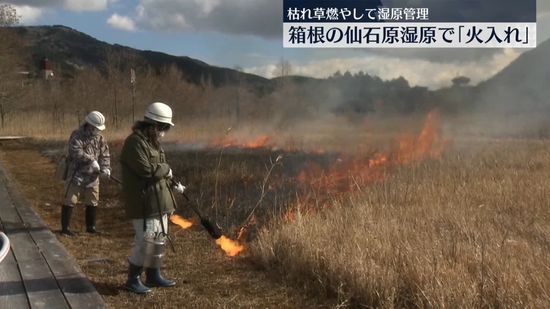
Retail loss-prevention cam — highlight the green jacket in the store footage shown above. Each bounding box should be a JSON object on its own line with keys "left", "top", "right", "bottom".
{"left": 120, "top": 129, "right": 176, "bottom": 219}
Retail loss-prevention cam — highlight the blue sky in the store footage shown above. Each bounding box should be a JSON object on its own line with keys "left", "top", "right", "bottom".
{"left": 7, "top": 0, "right": 550, "bottom": 89}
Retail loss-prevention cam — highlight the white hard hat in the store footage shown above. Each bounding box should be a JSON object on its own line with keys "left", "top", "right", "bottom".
{"left": 144, "top": 102, "right": 174, "bottom": 126}
{"left": 85, "top": 111, "right": 106, "bottom": 131}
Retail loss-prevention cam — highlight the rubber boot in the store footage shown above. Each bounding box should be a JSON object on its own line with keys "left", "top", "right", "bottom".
{"left": 85, "top": 205, "right": 98, "bottom": 233}
{"left": 61, "top": 205, "right": 76, "bottom": 236}
{"left": 145, "top": 266, "right": 176, "bottom": 288}
{"left": 125, "top": 262, "right": 151, "bottom": 294}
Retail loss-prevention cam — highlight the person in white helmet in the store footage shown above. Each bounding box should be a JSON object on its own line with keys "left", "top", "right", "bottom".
{"left": 61, "top": 111, "right": 111, "bottom": 236}
{"left": 120, "top": 102, "right": 184, "bottom": 294}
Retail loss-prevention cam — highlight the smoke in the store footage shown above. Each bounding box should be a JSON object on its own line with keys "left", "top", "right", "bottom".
{"left": 448, "top": 39, "right": 550, "bottom": 138}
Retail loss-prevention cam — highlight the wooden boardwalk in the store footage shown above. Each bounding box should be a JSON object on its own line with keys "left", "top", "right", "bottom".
{"left": 0, "top": 164, "right": 106, "bottom": 309}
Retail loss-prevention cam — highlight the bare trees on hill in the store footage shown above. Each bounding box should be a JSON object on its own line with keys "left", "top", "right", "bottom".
{"left": 0, "top": 3, "right": 23, "bottom": 129}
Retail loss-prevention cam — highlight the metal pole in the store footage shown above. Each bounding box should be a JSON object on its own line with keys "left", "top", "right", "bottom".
{"left": 131, "top": 84, "right": 135, "bottom": 123}
{"left": 130, "top": 68, "right": 136, "bottom": 123}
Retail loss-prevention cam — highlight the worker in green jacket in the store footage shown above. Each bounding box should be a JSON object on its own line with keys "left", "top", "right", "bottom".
{"left": 120, "top": 102, "right": 185, "bottom": 294}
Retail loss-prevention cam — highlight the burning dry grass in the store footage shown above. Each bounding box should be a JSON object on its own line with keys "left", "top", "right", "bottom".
{"left": 5, "top": 111, "right": 550, "bottom": 307}
{"left": 251, "top": 140, "right": 550, "bottom": 307}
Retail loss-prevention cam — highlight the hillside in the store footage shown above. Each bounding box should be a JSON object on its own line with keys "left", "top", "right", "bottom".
{"left": 12, "top": 25, "right": 271, "bottom": 88}
{"left": 6, "top": 25, "right": 550, "bottom": 123}
{"left": 476, "top": 39, "right": 550, "bottom": 112}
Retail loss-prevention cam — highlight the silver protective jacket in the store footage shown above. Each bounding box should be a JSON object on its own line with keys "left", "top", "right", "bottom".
{"left": 65, "top": 125, "right": 110, "bottom": 187}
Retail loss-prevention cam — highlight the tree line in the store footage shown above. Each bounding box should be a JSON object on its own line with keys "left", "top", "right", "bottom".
{"left": 0, "top": 3, "right": 479, "bottom": 135}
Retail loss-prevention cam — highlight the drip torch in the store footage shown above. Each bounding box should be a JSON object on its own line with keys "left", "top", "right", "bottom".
{"left": 110, "top": 175, "right": 223, "bottom": 239}
{"left": 169, "top": 187, "right": 223, "bottom": 240}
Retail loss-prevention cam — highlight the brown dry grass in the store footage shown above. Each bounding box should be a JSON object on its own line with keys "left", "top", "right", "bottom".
{"left": 0, "top": 111, "right": 238, "bottom": 142}
{"left": 0, "top": 111, "right": 428, "bottom": 154}
{"left": 251, "top": 139, "right": 550, "bottom": 307}
{"left": 0, "top": 140, "right": 330, "bottom": 309}
{"left": 4, "top": 121, "right": 550, "bottom": 308}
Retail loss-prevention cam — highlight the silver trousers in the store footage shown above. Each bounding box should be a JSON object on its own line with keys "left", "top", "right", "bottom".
{"left": 128, "top": 215, "right": 168, "bottom": 267}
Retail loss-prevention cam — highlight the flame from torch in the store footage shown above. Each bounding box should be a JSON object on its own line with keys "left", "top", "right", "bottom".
{"left": 170, "top": 214, "right": 193, "bottom": 229}
{"left": 215, "top": 235, "right": 244, "bottom": 257}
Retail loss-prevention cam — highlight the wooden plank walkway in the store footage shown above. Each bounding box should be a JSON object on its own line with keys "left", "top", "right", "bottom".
{"left": 0, "top": 163, "right": 106, "bottom": 309}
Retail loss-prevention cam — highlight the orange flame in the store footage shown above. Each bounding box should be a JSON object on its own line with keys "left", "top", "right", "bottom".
{"left": 236, "top": 226, "right": 247, "bottom": 242}
{"left": 368, "top": 153, "right": 388, "bottom": 167}
{"left": 283, "top": 207, "right": 297, "bottom": 222}
{"left": 169, "top": 214, "right": 193, "bottom": 229}
{"left": 397, "top": 111, "right": 446, "bottom": 163}
{"left": 243, "top": 135, "right": 270, "bottom": 149}
{"left": 294, "top": 110, "right": 447, "bottom": 197}
{"left": 210, "top": 135, "right": 272, "bottom": 149}
{"left": 215, "top": 235, "right": 245, "bottom": 257}
{"left": 236, "top": 215, "right": 257, "bottom": 242}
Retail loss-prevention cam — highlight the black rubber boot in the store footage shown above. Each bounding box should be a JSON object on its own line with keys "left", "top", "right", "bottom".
{"left": 125, "top": 262, "right": 151, "bottom": 294}
{"left": 61, "top": 205, "right": 75, "bottom": 236}
{"left": 85, "top": 205, "right": 98, "bottom": 233}
{"left": 145, "top": 267, "right": 176, "bottom": 288}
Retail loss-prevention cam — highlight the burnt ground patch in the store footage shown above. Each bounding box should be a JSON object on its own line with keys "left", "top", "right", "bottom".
{"left": 0, "top": 139, "right": 336, "bottom": 308}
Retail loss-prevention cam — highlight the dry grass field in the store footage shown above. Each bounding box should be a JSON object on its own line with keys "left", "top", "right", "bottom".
{"left": 0, "top": 140, "right": 331, "bottom": 308}
{"left": 1, "top": 113, "right": 550, "bottom": 308}
{"left": 252, "top": 139, "right": 550, "bottom": 307}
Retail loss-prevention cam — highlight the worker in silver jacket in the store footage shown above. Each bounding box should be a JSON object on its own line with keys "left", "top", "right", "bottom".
{"left": 61, "top": 111, "right": 110, "bottom": 236}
